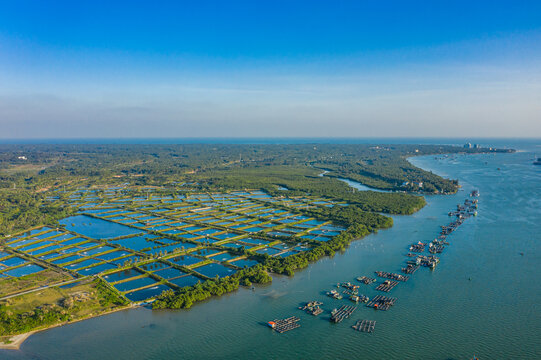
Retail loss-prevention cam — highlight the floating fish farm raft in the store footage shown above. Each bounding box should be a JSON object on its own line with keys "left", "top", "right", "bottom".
{"left": 429, "top": 243, "right": 445, "bottom": 253}
{"left": 326, "top": 289, "right": 343, "bottom": 299}
{"left": 349, "top": 294, "right": 369, "bottom": 303}
{"left": 409, "top": 242, "right": 426, "bottom": 252}
{"left": 366, "top": 295, "right": 397, "bottom": 311}
{"left": 401, "top": 263, "right": 419, "bottom": 274}
{"left": 376, "top": 280, "right": 399, "bottom": 292}
{"left": 299, "top": 301, "right": 323, "bottom": 316}
{"left": 414, "top": 255, "right": 440, "bottom": 268}
{"left": 356, "top": 276, "right": 376, "bottom": 284}
{"left": 267, "top": 192, "right": 480, "bottom": 333}
{"left": 339, "top": 282, "right": 360, "bottom": 290}
{"left": 375, "top": 271, "right": 409, "bottom": 282}
{"left": 352, "top": 320, "right": 376, "bottom": 333}
{"left": 330, "top": 305, "right": 357, "bottom": 323}
{"left": 268, "top": 316, "right": 301, "bottom": 333}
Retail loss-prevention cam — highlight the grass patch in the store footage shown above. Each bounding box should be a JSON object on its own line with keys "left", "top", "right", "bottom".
{"left": 0, "top": 278, "right": 128, "bottom": 336}
{"left": 0, "top": 269, "right": 70, "bottom": 298}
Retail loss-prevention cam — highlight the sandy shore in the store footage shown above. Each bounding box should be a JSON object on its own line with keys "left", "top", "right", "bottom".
{"left": 0, "top": 332, "right": 35, "bottom": 350}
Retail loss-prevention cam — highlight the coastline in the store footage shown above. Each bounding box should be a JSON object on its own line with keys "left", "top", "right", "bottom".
{"left": 0, "top": 153, "right": 453, "bottom": 349}
{"left": 1, "top": 143, "right": 537, "bottom": 359}
{"left": 0, "top": 304, "right": 135, "bottom": 350}
{"left": 1, "top": 149, "right": 509, "bottom": 353}
{"left": 0, "top": 332, "right": 34, "bottom": 350}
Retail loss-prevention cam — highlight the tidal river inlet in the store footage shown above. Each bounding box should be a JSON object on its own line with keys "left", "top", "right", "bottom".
{"left": 2, "top": 140, "right": 540, "bottom": 360}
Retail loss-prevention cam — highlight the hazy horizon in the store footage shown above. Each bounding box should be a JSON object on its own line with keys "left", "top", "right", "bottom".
{"left": 1, "top": 1, "right": 540, "bottom": 139}
{"left": 1, "top": 137, "right": 539, "bottom": 146}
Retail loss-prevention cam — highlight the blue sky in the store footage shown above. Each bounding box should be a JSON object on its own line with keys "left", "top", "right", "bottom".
{"left": 0, "top": 1, "right": 540, "bottom": 138}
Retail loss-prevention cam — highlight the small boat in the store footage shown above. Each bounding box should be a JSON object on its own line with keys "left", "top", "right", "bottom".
{"left": 350, "top": 294, "right": 369, "bottom": 303}
{"left": 326, "top": 289, "right": 343, "bottom": 300}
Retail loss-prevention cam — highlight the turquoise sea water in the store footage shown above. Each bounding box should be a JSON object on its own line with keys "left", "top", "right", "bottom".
{"left": 2, "top": 140, "right": 540, "bottom": 360}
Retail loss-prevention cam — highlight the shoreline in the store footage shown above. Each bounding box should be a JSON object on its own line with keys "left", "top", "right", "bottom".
{"left": 0, "top": 165, "right": 434, "bottom": 350}
{"left": 0, "top": 332, "right": 35, "bottom": 350}
{"left": 0, "top": 149, "right": 492, "bottom": 352}
{"left": 0, "top": 304, "right": 135, "bottom": 350}
{"left": 1, "top": 222, "right": 386, "bottom": 349}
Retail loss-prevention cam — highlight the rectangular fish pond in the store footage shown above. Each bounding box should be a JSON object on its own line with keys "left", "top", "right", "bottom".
{"left": 59, "top": 215, "right": 142, "bottom": 239}
{"left": 168, "top": 275, "right": 201, "bottom": 288}
{"left": 236, "top": 237, "right": 271, "bottom": 246}
{"left": 229, "top": 258, "right": 260, "bottom": 268}
{"left": 27, "top": 244, "right": 68, "bottom": 256}
{"left": 77, "top": 263, "right": 118, "bottom": 276}
{"left": 209, "top": 252, "right": 238, "bottom": 262}
{"left": 276, "top": 250, "right": 299, "bottom": 258}
{"left": 51, "top": 254, "right": 85, "bottom": 265}
{"left": 212, "top": 232, "right": 241, "bottom": 241}
{"left": 79, "top": 246, "right": 116, "bottom": 257}
{"left": 64, "top": 258, "right": 103, "bottom": 270}
{"left": 108, "top": 255, "right": 140, "bottom": 266}
{"left": 125, "top": 284, "right": 172, "bottom": 302}
{"left": 95, "top": 250, "right": 131, "bottom": 261}
{"left": 19, "top": 241, "right": 56, "bottom": 253}
{"left": 255, "top": 247, "right": 283, "bottom": 256}
{"left": 138, "top": 261, "right": 169, "bottom": 272}
{"left": 103, "top": 268, "right": 143, "bottom": 283}
{"left": 152, "top": 267, "right": 187, "bottom": 280}
{"left": 3, "top": 264, "right": 45, "bottom": 277}
{"left": 143, "top": 243, "right": 196, "bottom": 255}
{"left": 194, "top": 248, "right": 221, "bottom": 257}
{"left": 192, "top": 263, "right": 237, "bottom": 278}
{"left": 168, "top": 255, "right": 203, "bottom": 267}
{"left": 113, "top": 276, "right": 158, "bottom": 292}
{"left": 1, "top": 256, "right": 28, "bottom": 267}
{"left": 112, "top": 235, "right": 161, "bottom": 251}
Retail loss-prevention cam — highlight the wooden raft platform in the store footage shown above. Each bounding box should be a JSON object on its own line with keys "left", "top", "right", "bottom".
{"left": 409, "top": 243, "right": 425, "bottom": 252}
{"left": 356, "top": 276, "right": 376, "bottom": 284}
{"left": 330, "top": 305, "right": 357, "bottom": 323}
{"left": 268, "top": 316, "right": 300, "bottom": 333}
{"left": 429, "top": 244, "right": 445, "bottom": 253}
{"left": 401, "top": 263, "right": 419, "bottom": 274}
{"left": 376, "top": 280, "right": 399, "bottom": 292}
{"left": 352, "top": 320, "right": 376, "bottom": 333}
{"left": 343, "top": 289, "right": 358, "bottom": 296}
{"left": 299, "top": 301, "right": 323, "bottom": 316}
{"left": 375, "top": 271, "right": 409, "bottom": 282}
{"left": 366, "top": 295, "right": 397, "bottom": 311}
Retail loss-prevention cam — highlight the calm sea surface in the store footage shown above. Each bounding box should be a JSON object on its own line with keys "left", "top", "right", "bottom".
{"left": 2, "top": 140, "right": 540, "bottom": 360}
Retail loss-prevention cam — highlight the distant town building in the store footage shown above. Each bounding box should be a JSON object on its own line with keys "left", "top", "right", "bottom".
{"left": 412, "top": 181, "right": 423, "bottom": 188}
{"left": 473, "top": 144, "right": 480, "bottom": 149}
{"left": 464, "top": 143, "right": 472, "bottom": 149}
{"left": 17, "top": 156, "right": 27, "bottom": 160}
